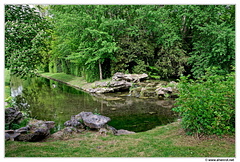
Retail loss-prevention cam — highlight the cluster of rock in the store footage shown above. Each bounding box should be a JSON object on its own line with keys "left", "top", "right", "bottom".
{"left": 5, "top": 120, "right": 55, "bottom": 142}
{"left": 5, "top": 108, "right": 135, "bottom": 142}
{"left": 5, "top": 107, "right": 55, "bottom": 142}
{"left": 85, "top": 72, "right": 148, "bottom": 94}
{"left": 129, "top": 81, "right": 178, "bottom": 99}
{"left": 51, "top": 112, "right": 135, "bottom": 140}
{"left": 5, "top": 107, "right": 23, "bottom": 128}
{"left": 84, "top": 72, "right": 179, "bottom": 99}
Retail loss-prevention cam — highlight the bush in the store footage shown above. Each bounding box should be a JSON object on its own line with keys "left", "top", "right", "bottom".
{"left": 173, "top": 70, "right": 235, "bottom": 135}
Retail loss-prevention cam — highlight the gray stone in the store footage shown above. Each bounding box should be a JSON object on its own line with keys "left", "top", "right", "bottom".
{"left": 80, "top": 112, "right": 110, "bottom": 129}
{"left": 15, "top": 126, "right": 30, "bottom": 133}
{"left": 112, "top": 72, "right": 148, "bottom": 83}
{"left": 64, "top": 119, "right": 84, "bottom": 129}
{"left": 5, "top": 130, "right": 14, "bottom": 133}
{"left": 5, "top": 107, "right": 23, "bottom": 126}
{"left": 106, "top": 125, "right": 118, "bottom": 135}
{"left": 115, "top": 129, "right": 135, "bottom": 136}
{"left": 5, "top": 133, "right": 10, "bottom": 141}
{"left": 5, "top": 132, "right": 21, "bottom": 141}
{"left": 109, "top": 80, "right": 132, "bottom": 90}
{"left": 14, "top": 119, "right": 55, "bottom": 142}
{"left": 86, "top": 87, "right": 114, "bottom": 93}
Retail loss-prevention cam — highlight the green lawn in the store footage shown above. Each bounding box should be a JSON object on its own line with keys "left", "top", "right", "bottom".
{"left": 39, "top": 72, "right": 111, "bottom": 90}
{"left": 5, "top": 122, "right": 235, "bottom": 157}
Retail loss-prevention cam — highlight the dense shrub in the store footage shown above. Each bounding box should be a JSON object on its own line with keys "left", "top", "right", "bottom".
{"left": 173, "top": 69, "right": 235, "bottom": 135}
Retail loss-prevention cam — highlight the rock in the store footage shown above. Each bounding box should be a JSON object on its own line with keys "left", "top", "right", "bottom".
{"left": 5, "top": 130, "right": 15, "bottom": 133}
{"left": 5, "top": 107, "right": 23, "bottom": 126}
{"left": 155, "top": 87, "right": 173, "bottom": 97}
{"left": 95, "top": 81, "right": 109, "bottom": 87}
{"left": 51, "top": 127, "right": 84, "bottom": 140}
{"left": 86, "top": 72, "right": 148, "bottom": 94}
{"left": 64, "top": 115, "right": 84, "bottom": 129}
{"left": 98, "top": 125, "right": 118, "bottom": 135}
{"left": 112, "top": 72, "right": 148, "bottom": 83}
{"left": 80, "top": 112, "right": 111, "bottom": 129}
{"left": 45, "top": 121, "right": 55, "bottom": 129}
{"left": 13, "top": 119, "right": 55, "bottom": 142}
{"left": 87, "top": 80, "right": 132, "bottom": 94}
{"left": 86, "top": 87, "right": 114, "bottom": 93}
{"left": 156, "top": 89, "right": 165, "bottom": 95}
{"left": 5, "top": 130, "right": 21, "bottom": 141}
{"left": 161, "top": 87, "right": 173, "bottom": 93}
{"left": 106, "top": 125, "right": 118, "bottom": 135}
{"left": 5, "top": 133, "right": 10, "bottom": 141}
{"left": 115, "top": 129, "right": 135, "bottom": 136}
{"left": 149, "top": 112, "right": 157, "bottom": 114}
{"left": 15, "top": 126, "right": 30, "bottom": 133}
{"left": 63, "top": 127, "right": 78, "bottom": 133}
{"left": 140, "top": 87, "right": 157, "bottom": 98}
{"left": 51, "top": 130, "right": 65, "bottom": 140}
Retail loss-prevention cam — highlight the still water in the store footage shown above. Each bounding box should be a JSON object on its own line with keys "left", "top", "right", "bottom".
{"left": 10, "top": 76, "right": 177, "bottom": 132}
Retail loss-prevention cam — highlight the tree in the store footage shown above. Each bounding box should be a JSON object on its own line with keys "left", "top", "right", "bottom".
{"left": 47, "top": 5, "right": 235, "bottom": 81}
{"left": 49, "top": 5, "right": 123, "bottom": 81}
{"left": 5, "top": 5, "right": 49, "bottom": 78}
{"left": 165, "top": 5, "right": 235, "bottom": 78}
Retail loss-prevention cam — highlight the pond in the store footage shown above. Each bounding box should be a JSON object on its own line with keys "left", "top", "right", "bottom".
{"left": 10, "top": 75, "right": 178, "bottom": 132}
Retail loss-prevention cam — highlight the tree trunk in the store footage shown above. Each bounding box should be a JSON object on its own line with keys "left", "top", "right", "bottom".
{"left": 99, "top": 59, "right": 103, "bottom": 80}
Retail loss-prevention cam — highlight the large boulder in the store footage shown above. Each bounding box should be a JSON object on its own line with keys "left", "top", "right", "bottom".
{"left": 79, "top": 112, "right": 111, "bottom": 129}
{"left": 85, "top": 72, "right": 148, "bottom": 94}
{"left": 87, "top": 80, "right": 132, "bottom": 94}
{"left": 109, "top": 80, "right": 132, "bottom": 90}
{"left": 112, "top": 72, "right": 148, "bottom": 83}
{"left": 5, "top": 119, "right": 55, "bottom": 142}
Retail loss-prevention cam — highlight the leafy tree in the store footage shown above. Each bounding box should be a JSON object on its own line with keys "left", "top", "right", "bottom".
{"left": 165, "top": 5, "right": 235, "bottom": 78}
{"left": 5, "top": 5, "right": 49, "bottom": 78}
{"left": 47, "top": 5, "right": 235, "bottom": 81}
{"left": 49, "top": 5, "right": 124, "bottom": 81}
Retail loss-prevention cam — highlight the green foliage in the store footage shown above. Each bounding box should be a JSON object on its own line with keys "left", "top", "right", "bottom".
{"left": 5, "top": 96, "right": 16, "bottom": 108}
{"left": 189, "top": 22, "right": 235, "bottom": 78}
{"left": 6, "top": 5, "right": 234, "bottom": 81}
{"left": 5, "top": 5, "right": 49, "bottom": 78}
{"left": 173, "top": 69, "right": 235, "bottom": 135}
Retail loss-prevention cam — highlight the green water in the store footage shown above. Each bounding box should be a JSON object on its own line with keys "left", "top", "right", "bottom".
{"left": 10, "top": 76, "right": 177, "bottom": 132}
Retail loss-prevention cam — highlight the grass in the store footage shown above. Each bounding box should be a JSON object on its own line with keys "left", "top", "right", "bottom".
{"left": 39, "top": 72, "right": 112, "bottom": 91}
{"left": 5, "top": 122, "right": 235, "bottom": 157}
{"left": 38, "top": 72, "right": 93, "bottom": 89}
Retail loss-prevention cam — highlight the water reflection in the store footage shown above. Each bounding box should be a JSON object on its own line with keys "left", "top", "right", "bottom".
{"left": 10, "top": 76, "right": 177, "bottom": 132}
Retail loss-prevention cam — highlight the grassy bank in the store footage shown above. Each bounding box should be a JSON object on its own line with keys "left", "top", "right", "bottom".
{"left": 38, "top": 72, "right": 106, "bottom": 91}
{"left": 5, "top": 122, "right": 235, "bottom": 157}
